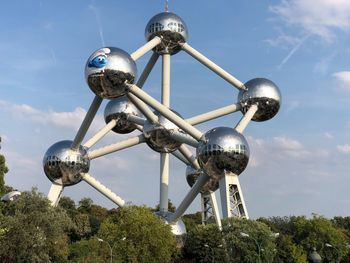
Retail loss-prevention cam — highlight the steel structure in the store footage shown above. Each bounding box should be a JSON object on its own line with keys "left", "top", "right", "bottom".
{"left": 43, "top": 10, "right": 281, "bottom": 237}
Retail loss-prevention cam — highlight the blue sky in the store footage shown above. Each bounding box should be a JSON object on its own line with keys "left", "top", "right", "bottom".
{"left": 1, "top": 0, "right": 350, "bottom": 218}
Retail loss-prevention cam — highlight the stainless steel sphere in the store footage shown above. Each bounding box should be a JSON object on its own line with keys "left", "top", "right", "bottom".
{"left": 85, "top": 47, "right": 137, "bottom": 99}
{"left": 186, "top": 166, "right": 219, "bottom": 194}
{"left": 155, "top": 211, "right": 186, "bottom": 247}
{"left": 143, "top": 111, "right": 182, "bottom": 153}
{"left": 197, "top": 127, "right": 250, "bottom": 180}
{"left": 238, "top": 78, "right": 281, "bottom": 122}
{"left": 43, "top": 140, "right": 90, "bottom": 186}
{"left": 1, "top": 191, "right": 21, "bottom": 202}
{"left": 145, "top": 12, "right": 188, "bottom": 55}
{"left": 104, "top": 95, "right": 143, "bottom": 134}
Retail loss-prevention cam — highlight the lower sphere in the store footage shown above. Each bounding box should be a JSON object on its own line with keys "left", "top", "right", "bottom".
{"left": 186, "top": 166, "right": 219, "bottom": 194}
{"left": 196, "top": 127, "right": 250, "bottom": 180}
{"left": 43, "top": 140, "right": 90, "bottom": 186}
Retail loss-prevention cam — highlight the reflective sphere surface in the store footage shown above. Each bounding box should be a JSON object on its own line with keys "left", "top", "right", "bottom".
{"left": 43, "top": 140, "right": 89, "bottom": 186}
{"left": 238, "top": 78, "right": 281, "bottom": 121}
{"left": 143, "top": 111, "right": 182, "bottom": 153}
{"left": 85, "top": 47, "right": 137, "bottom": 99}
{"left": 155, "top": 211, "right": 186, "bottom": 247}
{"left": 145, "top": 12, "right": 188, "bottom": 55}
{"left": 1, "top": 191, "right": 21, "bottom": 202}
{"left": 197, "top": 127, "right": 250, "bottom": 180}
{"left": 104, "top": 95, "right": 142, "bottom": 134}
{"left": 186, "top": 166, "right": 219, "bottom": 194}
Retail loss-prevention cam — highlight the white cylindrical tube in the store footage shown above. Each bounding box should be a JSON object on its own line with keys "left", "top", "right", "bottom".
{"left": 234, "top": 104, "right": 258, "bottom": 133}
{"left": 130, "top": 37, "right": 162, "bottom": 61}
{"left": 169, "top": 173, "right": 210, "bottom": 223}
{"left": 127, "top": 93, "right": 159, "bottom": 124}
{"left": 83, "top": 119, "right": 117, "bottom": 149}
{"left": 178, "top": 144, "right": 200, "bottom": 170}
{"left": 88, "top": 134, "right": 146, "bottom": 160}
{"left": 159, "top": 153, "right": 170, "bottom": 213}
{"left": 128, "top": 85, "right": 203, "bottom": 141}
{"left": 180, "top": 42, "right": 246, "bottom": 90}
{"left": 186, "top": 103, "right": 241, "bottom": 126}
{"left": 71, "top": 95, "right": 103, "bottom": 150}
{"left": 81, "top": 173, "right": 125, "bottom": 207}
{"left": 137, "top": 52, "right": 159, "bottom": 88}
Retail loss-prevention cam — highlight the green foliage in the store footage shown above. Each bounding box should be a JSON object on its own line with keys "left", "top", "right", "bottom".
{"left": 273, "top": 235, "right": 307, "bottom": 263}
{"left": 222, "top": 218, "right": 277, "bottom": 263}
{"left": 69, "top": 238, "right": 101, "bottom": 263}
{"left": 183, "top": 211, "right": 202, "bottom": 233}
{"left": 97, "top": 205, "right": 178, "bottom": 263}
{"left": 0, "top": 154, "right": 9, "bottom": 195}
{"left": 154, "top": 199, "right": 177, "bottom": 213}
{"left": 0, "top": 188, "right": 73, "bottom": 262}
{"left": 184, "top": 224, "right": 229, "bottom": 263}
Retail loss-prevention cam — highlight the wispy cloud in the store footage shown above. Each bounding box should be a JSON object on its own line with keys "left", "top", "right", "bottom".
{"left": 88, "top": 4, "right": 106, "bottom": 47}
{"left": 332, "top": 71, "right": 350, "bottom": 91}
{"left": 337, "top": 144, "right": 350, "bottom": 154}
{"left": 270, "top": 0, "right": 350, "bottom": 42}
{"left": 277, "top": 34, "right": 309, "bottom": 70}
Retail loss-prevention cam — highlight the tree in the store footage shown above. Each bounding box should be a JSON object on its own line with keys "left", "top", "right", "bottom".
{"left": 273, "top": 234, "right": 307, "bottom": 263}
{"left": 97, "top": 205, "right": 178, "bottom": 263}
{"left": 221, "top": 218, "right": 277, "bottom": 263}
{"left": 184, "top": 224, "right": 229, "bottom": 263}
{"left": 0, "top": 154, "right": 9, "bottom": 196}
{"left": 0, "top": 188, "right": 73, "bottom": 262}
{"left": 154, "top": 199, "right": 176, "bottom": 212}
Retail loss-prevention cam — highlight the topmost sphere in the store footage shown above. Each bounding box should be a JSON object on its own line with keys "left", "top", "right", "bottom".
{"left": 145, "top": 12, "right": 188, "bottom": 55}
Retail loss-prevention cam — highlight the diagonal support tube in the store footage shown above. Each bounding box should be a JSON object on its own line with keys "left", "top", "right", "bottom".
{"left": 88, "top": 134, "right": 146, "bottom": 160}
{"left": 81, "top": 173, "right": 125, "bottom": 207}
{"left": 234, "top": 104, "right": 258, "bottom": 133}
{"left": 178, "top": 144, "right": 200, "bottom": 170}
{"left": 83, "top": 119, "right": 117, "bottom": 149}
{"left": 127, "top": 85, "right": 203, "bottom": 141}
{"left": 169, "top": 131, "right": 199, "bottom": 148}
{"left": 186, "top": 103, "right": 241, "bottom": 126}
{"left": 169, "top": 173, "right": 211, "bottom": 223}
{"left": 126, "top": 52, "right": 160, "bottom": 124}
{"left": 71, "top": 95, "right": 103, "bottom": 150}
{"left": 130, "top": 37, "right": 162, "bottom": 61}
{"left": 48, "top": 182, "right": 64, "bottom": 207}
{"left": 180, "top": 42, "right": 246, "bottom": 90}
{"left": 171, "top": 150, "right": 190, "bottom": 165}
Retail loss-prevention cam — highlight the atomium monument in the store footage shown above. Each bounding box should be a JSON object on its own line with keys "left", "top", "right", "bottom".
{"left": 43, "top": 8, "right": 281, "bottom": 237}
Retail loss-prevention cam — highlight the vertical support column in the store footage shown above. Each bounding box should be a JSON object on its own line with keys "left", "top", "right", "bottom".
{"left": 219, "top": 172, "right": 249, "bottom": 219}
{"left": 201, "top": 192, "right": 222, "bottom": 229}
{"left": 159, "top": 53, "right": 171, "bottom": 213}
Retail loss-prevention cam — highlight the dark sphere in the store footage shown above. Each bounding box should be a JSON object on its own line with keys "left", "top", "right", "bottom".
{"left": 186, "top": 166, "right": 219, "bottom": 194}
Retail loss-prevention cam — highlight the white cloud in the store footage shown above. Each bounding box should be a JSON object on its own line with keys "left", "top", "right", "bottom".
{"left": 337, "top": 144, "right": 350, "bottom": 154}
{"left": 270, "top": 0, "right": 350, "bottom": 41}
{"left": 332, "top": 71, "right": 350, "bottom": 91}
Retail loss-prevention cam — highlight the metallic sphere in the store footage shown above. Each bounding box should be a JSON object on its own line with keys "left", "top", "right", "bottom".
{"left": 143, "top": 110, "right": 182, "bottom": 153}
{"left": 197, "top": 127, "right": 250, "bottom": 180}
{"left": 43, "top": 140, "right": 90, "bottom": 186}
{"left": 238, "top": 78, "right": 281, "bottom": 122}
{"left": 186, "top": 166, "right": 219, "bottom": 194}
{"left": 85, "top": 47, "right": 137, "bottom": 99}
{"left": 104, "top": 95, "right": 143, "bottom": 134}
{"left": 145, "top": 12, "right": 188, "bottom": 55}
{"left": 1, "top": 191, "right": 21, "bottom": 202}
{"left": 156, "top": 211, "right": 186, "bottom": 246}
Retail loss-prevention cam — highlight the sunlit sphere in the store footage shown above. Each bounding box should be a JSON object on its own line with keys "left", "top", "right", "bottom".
{"left": 197, "top": 127, "right": 250, "bottom": 180}
{"left": 1, "top": 191, "right": 21, "bottom": 202}
{"left": 238, "top": 78, "right": 281, "bottom": 122}
{"left": 186, "top": 166, "right": 219, "bottom": 194}
{"left": 145, "top": 12, "right": 188, "bottom": 55}
{"left": 143, "top": 110, "right": 182, "bottom": 153}
{"left": 43, "top": 140, "right": 89, "bottom": 186}
{"left": 85, "top": 47, "right": 137, "bottom": 99}
{"left": 155, "top": 211, "right": 186, "bottom": 247}
{"left": 104, "top": 95, "right": 143, "bottom": 134}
